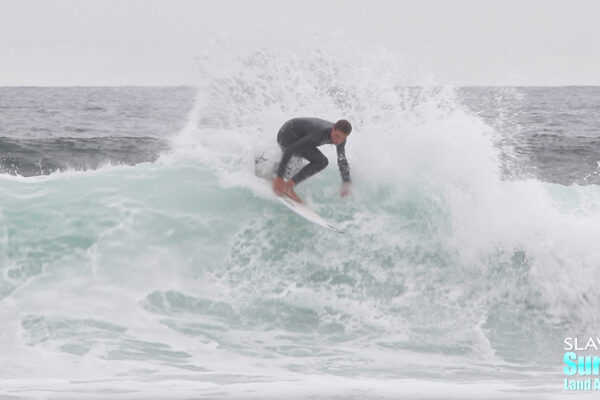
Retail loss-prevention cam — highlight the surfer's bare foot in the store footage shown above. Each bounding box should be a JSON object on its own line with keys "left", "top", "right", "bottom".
{"left": 285, "top": 189, "right": 302, "bottom": 203}
{"left": 272, "top": 177, "right": 286, "bottom": 195}
{"left": 283, "top": 180, "right": 302, "bottom": 203}
{"left": 273, "top": 177, "right": 302, "bottom": 202}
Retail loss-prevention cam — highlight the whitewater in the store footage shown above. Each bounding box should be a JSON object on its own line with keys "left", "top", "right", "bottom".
{"left": 1, "top": 36, "right": 600, "bottom": 399}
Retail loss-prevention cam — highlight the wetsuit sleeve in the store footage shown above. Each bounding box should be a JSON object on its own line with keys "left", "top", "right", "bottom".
{"left": 336, "top": 142, "right": 351, "bottom": 183}
{"left": 277, "top": 134, "right": 314, "bottom": 178}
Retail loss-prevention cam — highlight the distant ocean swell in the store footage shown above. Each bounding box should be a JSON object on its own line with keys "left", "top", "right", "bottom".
{"left": 0, "top": 136, "right": 167, "bottom": 176}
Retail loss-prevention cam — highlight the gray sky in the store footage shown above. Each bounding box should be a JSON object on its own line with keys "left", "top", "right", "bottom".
{"left": 1, "top": 0, "right": 599, "bottom": 86}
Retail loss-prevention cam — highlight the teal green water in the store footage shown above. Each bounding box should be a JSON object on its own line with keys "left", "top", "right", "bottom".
{"left": 2, "top": 154, "right": 599, "bottom": 398}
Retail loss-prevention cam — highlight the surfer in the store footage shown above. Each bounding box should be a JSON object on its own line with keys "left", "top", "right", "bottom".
{"left": 273, "top": 118, "right": 352, "bottom": 203}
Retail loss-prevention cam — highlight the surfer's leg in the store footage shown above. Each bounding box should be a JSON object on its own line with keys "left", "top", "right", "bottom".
{"left": 291, "top": 147, "right": 328, "bottom": 184}
{"left": 282, "top": 155, "right": 304, "bottom": 179}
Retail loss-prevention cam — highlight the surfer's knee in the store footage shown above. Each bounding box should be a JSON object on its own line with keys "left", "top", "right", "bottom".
{"left": 316, "top": 155, "right": 328, "bottom": 171}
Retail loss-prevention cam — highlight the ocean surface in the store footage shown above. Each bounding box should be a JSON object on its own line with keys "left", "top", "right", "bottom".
{"left": 1, "top": 54, "right": 600, "bottom": 399}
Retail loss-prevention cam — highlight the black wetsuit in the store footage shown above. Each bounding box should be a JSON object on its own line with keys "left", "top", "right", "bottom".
{"left": 277, "top": 118, "right": 351, "bottom": 184}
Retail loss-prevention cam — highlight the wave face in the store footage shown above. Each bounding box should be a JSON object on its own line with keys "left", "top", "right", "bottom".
{"left": 2, "top": 38, "right": 600, "bottom": 399}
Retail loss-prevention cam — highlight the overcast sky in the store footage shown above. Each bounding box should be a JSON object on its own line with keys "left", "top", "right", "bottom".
{"left": 1, "top": 0, "right": 599, "bottom": 86}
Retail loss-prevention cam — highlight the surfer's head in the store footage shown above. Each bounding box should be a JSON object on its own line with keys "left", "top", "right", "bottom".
{"left": 331, "top": 119, "right": 351, "bottom": 145}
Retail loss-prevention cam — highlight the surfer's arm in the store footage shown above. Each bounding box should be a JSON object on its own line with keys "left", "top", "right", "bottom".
{"left": 336, "top": 142, "right": 351, "bottom": 197}
{"left": 336, "top": 142, "right": 351, "bottom": 183}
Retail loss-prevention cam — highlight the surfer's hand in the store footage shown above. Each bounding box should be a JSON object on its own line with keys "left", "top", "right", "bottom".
{"left": 340, "top": 182, "right": 351, "bottom": 197}
{"left": 273, "top": 177, "right": 285, "bottom": 195}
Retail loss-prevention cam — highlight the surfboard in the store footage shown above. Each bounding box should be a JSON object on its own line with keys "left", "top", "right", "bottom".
{"left": 255, "top": 150, "right": 343, "bottom": 233}
{"left": 277, "top": 194, "right": 343, "bottom": 233}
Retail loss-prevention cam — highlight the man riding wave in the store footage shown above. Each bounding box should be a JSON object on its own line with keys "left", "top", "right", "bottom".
{"left": 272, "top": 117, "right": 352, "bottom": 202}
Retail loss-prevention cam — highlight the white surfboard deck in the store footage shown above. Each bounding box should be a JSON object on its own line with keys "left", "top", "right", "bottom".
{"left": 277, "top": 194, "right": 343, "bottom": 233}
{"left": 255, "top": 150, "right": 343, "bottom": 233}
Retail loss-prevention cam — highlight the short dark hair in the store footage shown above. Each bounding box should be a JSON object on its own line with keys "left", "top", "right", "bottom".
{"left": 334, "top": 119, "right": 352, "bottom": 135}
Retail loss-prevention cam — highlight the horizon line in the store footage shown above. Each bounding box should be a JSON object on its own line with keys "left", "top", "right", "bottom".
{"left": 1, "top": 84, "right": 599, "bottom": 88}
